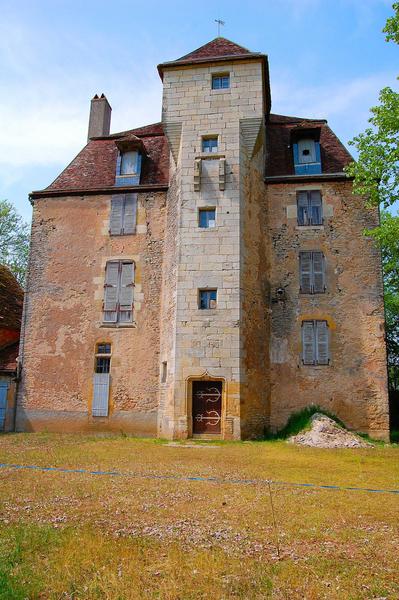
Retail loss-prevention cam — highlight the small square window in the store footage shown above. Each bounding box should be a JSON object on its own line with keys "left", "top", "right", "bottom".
{"left": 199, "top": 208, "right": 216, "bottom": 228}
{"left": 212, "top": 74, "right": 230, "bottom": 89}
{"left": 202, "top": 137, "right": 218, "bottom": 153}
{"left": 199, "top": 289, "right": 217, "bottom": 310}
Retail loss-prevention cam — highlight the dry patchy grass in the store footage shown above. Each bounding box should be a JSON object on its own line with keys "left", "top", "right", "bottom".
{"left": 0, "top": 433, "right": 398, "bottom": 599}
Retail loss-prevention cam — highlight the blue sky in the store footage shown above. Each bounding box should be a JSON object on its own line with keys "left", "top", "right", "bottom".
{"left": 0, "top": 0, "right": 398, "bottom": 221}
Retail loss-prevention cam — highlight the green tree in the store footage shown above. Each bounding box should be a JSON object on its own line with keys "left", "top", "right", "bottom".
{"left": 367, "top": 211, "right": 399, "bottom": 389}
{"left": 0, "top": 199, "right": 30, "bottom": 286}
{"left": 345, "top": 3, "right": 399, "bottom": 208}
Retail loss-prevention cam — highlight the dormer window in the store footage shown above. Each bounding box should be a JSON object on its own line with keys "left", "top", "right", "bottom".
{"left": 120, "top": 150, "right": 138, "bottom": 175}
{"left": 114, "top": 137, "right": 144, "bottom": 187}
{"left": 292, "top": 129, "right": 322, "bottom": 175}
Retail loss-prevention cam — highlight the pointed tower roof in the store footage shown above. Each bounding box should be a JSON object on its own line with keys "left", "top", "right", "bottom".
{"left": 176, "top": 37, "right": 253, "bottom": 61}
{"left": 157, "top": 37, "right": 267, "bottom": 80}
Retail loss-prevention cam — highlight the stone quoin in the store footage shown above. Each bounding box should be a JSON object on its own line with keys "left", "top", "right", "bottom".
{"left": 16, "top": 37, "right": 390, "bottom": 440}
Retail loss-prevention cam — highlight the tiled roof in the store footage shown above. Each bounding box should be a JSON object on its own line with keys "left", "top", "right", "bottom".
{"left": 176, "top": 37, "right": 252, "bottom": 62}
{"left": 46, "top": 123, "right": 169, "bottom": 192}
{"left": 0, "top": 265, "right": 23, "bottom": 331}
{"left": 0, "top": 341, "right": 19, "bottom": 373}
{"left": 266, "top": 114, "right": 353, "bottom": 177}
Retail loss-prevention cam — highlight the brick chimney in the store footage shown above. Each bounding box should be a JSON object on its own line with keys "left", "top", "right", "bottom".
{"left": 87, "top": 94, "right": 112, "bottom": 141}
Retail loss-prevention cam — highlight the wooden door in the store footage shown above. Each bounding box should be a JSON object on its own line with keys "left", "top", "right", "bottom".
{"left": 192, "top": 381, "right": 222, "bottom": 435}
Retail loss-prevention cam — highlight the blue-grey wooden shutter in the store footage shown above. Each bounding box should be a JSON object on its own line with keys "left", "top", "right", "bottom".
{"left": 297, "top": 191, "right": 309, "bottom": 225}
{"left": 103, "top": 262, "right": 119, "bottom": 323}
{"left": 302, "top": 321, "right": 315, "bottom": 365}
{"left": 313, "top": 252, "right": 325, "bottom": 293}
{"left": 110, "top": 196, "right": 124, "bottom": 235}
{"left": 310, "top": 191, "right": 322, "bottom": 225}
{"left": 299, "top": 252, "right": 312, "bottom": 293}
{"left": 298, "top": 139, "right": 316, "bottom": 164}
{"left": 0, "top": 381, "right": 8, "bottom": 430}
{"left": 316, "top": 321, "right": 329, "bottom": 365}
{"left": 119, "top": 262, "right": 134, "bottom": 322}
{"left": 92, "top": 373, "right": 110, "bottom": 416}
{"left": 120, "top": 151, "right": 138, "bottom": 175}
{"left": 123, "top": 194, "right": 137, "bottom": 235}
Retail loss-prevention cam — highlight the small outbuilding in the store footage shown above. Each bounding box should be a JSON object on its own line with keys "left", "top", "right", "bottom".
{"left": 0, "top": 264, "right": 23, "bottom": 432}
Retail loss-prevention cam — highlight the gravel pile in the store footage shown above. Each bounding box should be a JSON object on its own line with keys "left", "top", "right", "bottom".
{"left": 288, "top": 413, "right": 373, "bottom": 448}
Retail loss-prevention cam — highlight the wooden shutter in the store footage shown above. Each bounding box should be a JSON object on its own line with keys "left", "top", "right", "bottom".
{"left": 92, "top": 373, "right": 110, "bottom": 416}
{"left": 110, "top": 196, "right": 124, "bottom": 235}
{"left": 297, "top": 191, "right": 309, "bottom": 225}
{"left": 302, "top": 321, "right": 315, "bottom": 365}
{"left": 298, "top": 139, "right": 316, "bottom": 164}
{"left": 299, "top": 252, "right": 312, "bottom": 293}
{"left": 119, "top": 262, "right": 134, "bottom": 322}
{"left": 310, "top": 191, "right": 322, "bottom": 225}
{"left": 103, "top": 262, "right": 119, "bottom": 323}
{"left": 316, "top": 321, "right": 329, "bottom": 365}
{"left": 123, "top": 194, "right": 137, "bottom": 234}
{"left": 313, "top": 252, "right": 325, "bottom": 293}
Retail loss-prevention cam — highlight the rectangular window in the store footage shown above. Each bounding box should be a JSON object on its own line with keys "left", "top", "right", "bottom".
{"left": 120, "top": 150, "right": 138, "bottom": 175}
{"left": 297, "top": 190, "right": 323, "bottom": 226}
{"left": 202, "top": 136, "right": 218, "bottom": 153}
{"left": 199, "top": 289, "right": 217, "bottom": 310}
{"left": 93, "top": 343, "right": 111, "bottom": 417}
{"left": 212, "top": 74, "right": 230, "bottom": 89}
{"left": 103, "top": 260, "right": 134, "bottom": 324}
{"left": 199, "top": 208, "right": 216, "bottom": 228}
{"left": 299, "top": 251, "right": 325, "bottom": 294}
{"left": 302, "top": 320, "right": 329, "bottom": 365}
{"left": 109, "top": 194, "right": 137, "bottom": 235}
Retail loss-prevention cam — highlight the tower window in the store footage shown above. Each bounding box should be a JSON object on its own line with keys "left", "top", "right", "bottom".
{"left": 199, "top": 208, "right": 216, "bottom": 228}
{"left": 202, "top": 136, "right": 218, "bottom": 153}
{"left": 199, "top": 289, "right": 217, "bottom": 309}
{"left": 297, "top": 190, "right": 323, "bottom": 226}
{"left": 95, "top": 343, "right": 111, "bottom": 374}
{"left": 212, "top": 74, "right": 230, "bottom": 89}
{"left": 299, "top": 251, "right": 326, "bottom": 294}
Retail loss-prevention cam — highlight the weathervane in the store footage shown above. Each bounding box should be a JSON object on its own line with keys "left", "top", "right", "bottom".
{"left": 215, "top": 18, "right": 225, "bottom": 37}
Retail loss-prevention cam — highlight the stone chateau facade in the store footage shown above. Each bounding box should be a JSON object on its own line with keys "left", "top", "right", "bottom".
{"left": 16, "top": 38, "right": 390, "bottom": 440}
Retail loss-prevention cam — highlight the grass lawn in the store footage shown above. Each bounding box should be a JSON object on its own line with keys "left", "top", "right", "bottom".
{"left": 0, "top": 434, "right": 398, "bottom": 599}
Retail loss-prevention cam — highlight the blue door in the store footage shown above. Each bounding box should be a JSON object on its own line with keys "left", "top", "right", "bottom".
{"left": 0, "top": 381, "right": 8, "bottom": 431}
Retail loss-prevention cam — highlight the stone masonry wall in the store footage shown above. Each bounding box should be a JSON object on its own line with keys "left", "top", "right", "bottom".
{"left": 16, "top": 192, "right": 166, "bottom": 433}
{"left": 159, "top": 59, "right": 264, "bottom": 439}
{"left": 240, "top": 130, "right": 271, "bottom": 438}
{"left": 267, "top": 181, "right": 389, "bottom": 440}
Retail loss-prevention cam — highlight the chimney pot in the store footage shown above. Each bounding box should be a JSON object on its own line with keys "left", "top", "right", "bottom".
{"left": 87, "top": 94, "right": 112, "bottom": 141}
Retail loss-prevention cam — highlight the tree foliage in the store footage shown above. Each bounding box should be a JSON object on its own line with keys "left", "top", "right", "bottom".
{"left": 367, "top": 211, "right": 399, "bottom": 388}
{"left": 0, "top": 199, "right": 30, "bottom": 286}
{"left": 345, "top": 3, "right": 399, "bottom": 208}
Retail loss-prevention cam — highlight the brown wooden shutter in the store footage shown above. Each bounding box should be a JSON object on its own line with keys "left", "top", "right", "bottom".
{"left": 297, "top": 191, "right": 309, "bottom": 225}
{"left": 316, "top": 321, "right": 329, "bottom": 365}
{"left": 103, "top": 262, "right": 119, "bottom": 323}
{"left": 299, "top": 252, "right": 312, "bottom": 293}
{"left": 119, "top": 261, "right": 134, "bottom": 322}
{"left": 123, "top": 194, "right": 137, "bottom": 235}
{"left": 313, "top": 252, "right": 325, "bottom": 293}
{"left": 110, "top": 196, "right": 124, "bottom": 235}
{"left": 302, "top": 321, "right": 315, "bottom": 364}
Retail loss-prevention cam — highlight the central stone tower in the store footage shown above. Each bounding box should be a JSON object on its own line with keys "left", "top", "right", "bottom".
{"left": 157, "top": 38, "right": 271, "bottom": 439}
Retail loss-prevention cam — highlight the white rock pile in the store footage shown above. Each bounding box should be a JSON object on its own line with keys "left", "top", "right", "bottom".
{"left": 288, "top": 413, "right": 373, "bottom": 449}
